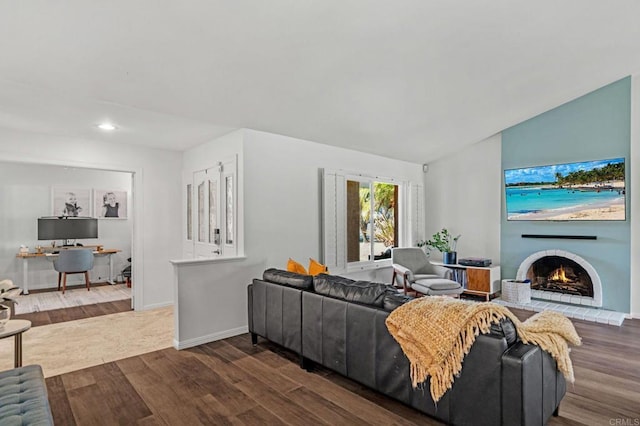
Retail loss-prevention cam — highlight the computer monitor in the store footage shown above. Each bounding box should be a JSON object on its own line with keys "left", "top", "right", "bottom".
{"left": 37, "top": 217, "right": 98, "bottom": 241}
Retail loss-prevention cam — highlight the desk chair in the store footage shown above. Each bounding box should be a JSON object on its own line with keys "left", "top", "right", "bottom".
{"left": 391, "top": 247, "right": 463, "bottom": 297}
{"left": 122, "top": 257, "right": 132, "bottom": 288}
{"left": 53, "top": 249, "right": 94, "bottom": 294}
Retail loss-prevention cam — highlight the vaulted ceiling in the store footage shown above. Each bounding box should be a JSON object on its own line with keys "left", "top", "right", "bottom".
{"left": 1, "top": 1, "right": 639, "bottom": 163}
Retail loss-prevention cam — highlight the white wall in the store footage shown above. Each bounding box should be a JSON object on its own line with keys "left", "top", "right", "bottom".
{"left": 182, "top": 129, "right": 244, "bottom": 173}
{"left": 423, "top": 133, "right": 502, "bottom": 264}
{"left": 242, "top": 129, "right": 424, "bottom": 279}
{"left": 172, "top": 128, "right": 424, "bottom": 348}
{"left": 0, "top": 127, "right": 182, "bottom": 310}
{"left": 181, "top": 129, "right": 245, "bottom": 257}
{"left": 426, "top": 119, "right": 640, "bottom": 317}
{"left": 0, "top": 162, "right": 131, "bottom": 290}
{"left": 631, "top": 74, "right": 640, "bottom": 318}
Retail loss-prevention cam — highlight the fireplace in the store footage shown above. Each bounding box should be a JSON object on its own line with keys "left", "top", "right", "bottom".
{"left": 527, "top": 256, "right": 593, "bottom": 297}
{"left": 516, "top": 250, "right": 602, "bottom": 307}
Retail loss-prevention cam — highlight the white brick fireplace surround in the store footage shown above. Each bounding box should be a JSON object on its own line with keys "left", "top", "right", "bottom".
{"left": 516, "top": 249, "right": 602, "bottom": 307}
{"left": 496, "top": 249, "right": 625, "bottom": 326}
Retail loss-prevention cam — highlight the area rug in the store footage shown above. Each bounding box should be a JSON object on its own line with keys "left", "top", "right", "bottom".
{"left": 0, "top": 306, "right": 173, "bottom": 377}
{"left": 13, "top": 284, "right": 131, "bottom": 314}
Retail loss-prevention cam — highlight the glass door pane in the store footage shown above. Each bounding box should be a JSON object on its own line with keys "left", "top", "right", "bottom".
{"left": 208, "top": 179, "right": 218, "bottom": 244}
{"left": 346, "top": 180, "right": 372, "bottom": 262}
{"left": 186, "top": 184, "right": 192, "bottom": 241}
{"left": 225, "top": 175, "right": 233, "bottom": 244}
{"left": 372, "top": 182, "right": 397, "bottom": 260}
{"left": 197, "top": 181, "right": 205, "bottom": 242}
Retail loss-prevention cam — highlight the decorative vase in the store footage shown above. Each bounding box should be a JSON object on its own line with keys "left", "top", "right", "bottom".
{"left": 443, "top": 251, "right": 457, "bottom": 265}
{"left": 0, "top": 303, "right": 10, "bottom": 328}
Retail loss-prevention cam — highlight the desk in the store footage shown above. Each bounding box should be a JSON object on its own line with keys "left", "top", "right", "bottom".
{"left": 0, "top": 319, "right": 31, "bottom": 367}
{"left": 16, "top": 247, "right": 121, "bottom": 294}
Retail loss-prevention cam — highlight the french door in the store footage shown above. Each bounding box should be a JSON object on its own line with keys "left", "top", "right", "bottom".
{"left": 184, "top": 157, "right": 237, "bottom": 259}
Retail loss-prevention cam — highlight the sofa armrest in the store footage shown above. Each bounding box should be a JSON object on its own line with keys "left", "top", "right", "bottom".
{"left": 392, "top": 263, "right": 411, "bottom": 278}
{"left": 502, "top": 342, "right": 565, "bottom": 426}
{"left": 249, "top": 279, "right": 303, "bottom": 354}
{"left": 392, "top": 264, "right": 413, "bottom": 292}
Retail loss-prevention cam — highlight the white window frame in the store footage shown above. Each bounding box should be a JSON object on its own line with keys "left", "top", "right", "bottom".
{"left": 344, "top": 174, "right": 397, "bottom": 272}
{"left": 322, "top": 169, "right": 421, "bottom": 274}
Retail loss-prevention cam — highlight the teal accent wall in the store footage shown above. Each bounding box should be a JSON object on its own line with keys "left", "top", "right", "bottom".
{"left": 501, "top": 77, "right": 631, "bottom": 312}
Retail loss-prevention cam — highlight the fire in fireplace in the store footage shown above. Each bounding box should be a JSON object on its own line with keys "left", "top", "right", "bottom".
{"left": 526, "top": 256, "right": 594, "bottom": 297}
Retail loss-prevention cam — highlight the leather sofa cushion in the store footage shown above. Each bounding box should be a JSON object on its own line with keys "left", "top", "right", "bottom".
{"left": 313, "top": 274, "right": 396, "bottom": 307}
{"left": 383, "top": 293, "right": 413, "bottom": 311}
{"left": 489, "top": 317, "right": 517, "bottom": 345}
{"left": 313, "top": 274, "right": 355, "bottom": 287}
{"left": 263, "top": 268, "right": 313, "bottom": 290}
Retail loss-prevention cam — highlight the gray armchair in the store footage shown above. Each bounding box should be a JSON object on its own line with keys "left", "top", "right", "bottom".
{"left": 53, "top": 249, "right": 94, "bottom": 294}
{"left": 391, "top": 247, "right": 463, "bottom": 297}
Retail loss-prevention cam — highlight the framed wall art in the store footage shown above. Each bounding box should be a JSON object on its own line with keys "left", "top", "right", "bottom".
{"left": 94, "top": 189, "right": 128, "bottom": 219}
{"left": 52, "top": 187, "right": 92, "bottom": 217}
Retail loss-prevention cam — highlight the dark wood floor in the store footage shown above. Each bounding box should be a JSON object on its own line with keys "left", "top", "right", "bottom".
{"left": 43, "top": 309, "right": 640, "bottom": 425}
{"left": 14, "top": 299, "right": 131, "bottom": 327}
{"left": 23, "top": 281, "right": 115, "bottom": 294}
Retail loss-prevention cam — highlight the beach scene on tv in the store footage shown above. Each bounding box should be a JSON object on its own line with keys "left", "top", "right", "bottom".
{"left": 505, "top": 158, "right": 625, "bottom": 221}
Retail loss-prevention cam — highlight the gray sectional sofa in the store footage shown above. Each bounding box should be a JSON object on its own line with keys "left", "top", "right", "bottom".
{"left": 248, "top": 269, "right": 566, "bottom": 426}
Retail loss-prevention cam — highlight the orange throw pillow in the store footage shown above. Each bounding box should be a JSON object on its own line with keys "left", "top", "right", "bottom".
{"left": 287, "top": 258, "right": 308, "bottom": 275}
{"left": 308, "top": 258, "right": 328, "bottom": 276}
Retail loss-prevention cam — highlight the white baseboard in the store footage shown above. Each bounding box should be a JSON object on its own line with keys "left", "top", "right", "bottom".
{"left": 173, "top": 326, "right": 249, "bottom": 350}
{"left": 141, "top": 301, "right": 174, "bottom": 311}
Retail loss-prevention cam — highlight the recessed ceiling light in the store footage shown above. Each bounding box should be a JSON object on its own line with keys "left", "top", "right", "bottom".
{"left": 97, "top": 123, "right": 116, "bottom": 131}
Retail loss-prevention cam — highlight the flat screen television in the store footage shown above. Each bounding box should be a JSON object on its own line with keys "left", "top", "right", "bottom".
{"left": 504, "top": 158, "right": 625, "bottom": 221}
{"left": 37, "top": 217, "right": 99, "bottom": 240}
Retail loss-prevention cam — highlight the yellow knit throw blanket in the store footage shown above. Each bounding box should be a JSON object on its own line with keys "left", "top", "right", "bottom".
{"left": 385, "top": 297, "right": 581, "bottom": 402}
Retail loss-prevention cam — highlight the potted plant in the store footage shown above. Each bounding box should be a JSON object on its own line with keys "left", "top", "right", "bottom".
{"left": 417, "top": 228, "right": 461, "bottom": 264}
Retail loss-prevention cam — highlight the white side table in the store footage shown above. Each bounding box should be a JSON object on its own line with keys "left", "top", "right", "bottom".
{"left": 0, "top": 319, "right": 32, "bottom": 367}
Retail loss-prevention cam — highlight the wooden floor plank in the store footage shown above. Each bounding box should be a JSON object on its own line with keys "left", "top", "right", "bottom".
{"left": 14, "top": 299, "right": 131, "bottom": 326}
{"left": 44, "top": 375, "right": 77, "bottom": 426}
{"left": 189, "top": 345, "right": 256, "bottom": 384}
{"left": 191, "top": 394, "right": 235, "bottom": 426}
{"left": 284, "top": 386, "right": 372, "bottom": 426}
{"left": 233, "top": 355, "right": 301, "bottom": 394}
{"left": 233, "top": 404, "right": 288, "bottom": 426}
{"left": 91, "top": 362, "right": 153, "bottom": 423}
{"left": 60, "top": 368, "right": 97, "bottom": 391}
{"left": 124, "top": 362, "right": 207, "bottom": 425}
{"left": 67, "top": 383, "right": 120, "bottom": 425}
{"left": 135, "top": 414, "right": 169, "bottom": 426}
{"left": 44, "top": 308, "right": 640, "bottom": 425}
{"left": 234, "top": 377, "right": 329, "bottom": 426}
{"left": 63, "top": 363, "right": 152, "bottom": 425}
{"left": 196, "top": 392, "right": 257, "bottom": 420}
{"left": 277, "top": 362, "right": 421, "bottom": 426}
{"left": 554, "top": 392, "right": 640, "bottom": 425}
{"left": 14, "top": 310, "right": 52, "bottom": 327}
{"left": 80, "top": 302, "right": 113, "bottom": 318}
{"left": 161, "top": 348, "right": 258, "bottom": 417}
{"left": 252, "top": 345, "right": 296, "bottom": 369}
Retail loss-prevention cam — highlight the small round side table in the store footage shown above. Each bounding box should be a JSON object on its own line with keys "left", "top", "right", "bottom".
{"left": 0, "top": 319, "right": 32, "bottom": 367}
